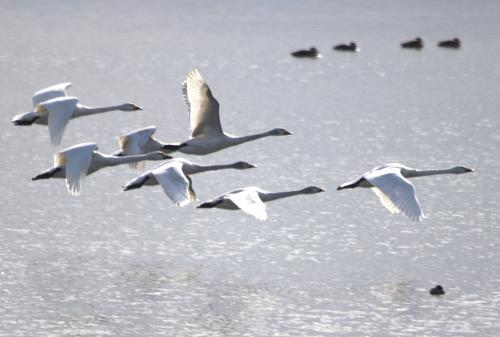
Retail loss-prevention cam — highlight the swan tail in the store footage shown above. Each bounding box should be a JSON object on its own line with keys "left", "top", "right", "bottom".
{"left": 337, "top": 178, "right": 365, "bottom": 190}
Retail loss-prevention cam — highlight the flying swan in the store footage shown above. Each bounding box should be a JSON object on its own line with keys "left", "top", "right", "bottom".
{"left": 114, "top": 69, "right": 291, "bottom": 157}
{"left": 32, "top": 142, "right": 171, "bottom": 195}
{"left": 123, "top": 158, "right": 255, "bottom": 207}
{"left": 12, "top": 83, "right": 143, "bottom": 145}
{"left": 197, "top": 186, "right": 325, "bottom": 220}
{"left": 337, "top": 163, "right": 474, "bottom": 221}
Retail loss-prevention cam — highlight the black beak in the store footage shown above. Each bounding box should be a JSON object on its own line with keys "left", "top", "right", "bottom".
{"left": 133, "top": 105, "right": 143, "bottom": 111}
{"left": 465, "top": 167, "right": 474, "bottom": 172}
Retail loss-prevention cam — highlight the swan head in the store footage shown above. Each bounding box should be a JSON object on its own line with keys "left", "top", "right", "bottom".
{"left": 452, "top": 166, "right": 474, "bottom": 174}
{"left": 120, "top": 103, "right": 143, "bottom": 111}
{"left": 232, "top": 161, "right": 256, "bottom": 169}
{"left": 271, "top": 128, "right": 292, "bottom": 136}
{"left": 302, "top": 186, "right": 326, "bottom": 194}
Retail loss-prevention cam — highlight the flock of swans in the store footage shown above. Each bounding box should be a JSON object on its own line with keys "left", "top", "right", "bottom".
{"left": 13, "top": 69, "right": 473, "bottom": 221}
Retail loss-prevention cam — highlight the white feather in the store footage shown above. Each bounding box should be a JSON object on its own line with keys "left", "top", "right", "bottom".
{"left": 39, "top": 96, "right": 78, "bottom": 145}
{"left": 119, "top": 126, "right": 157, "bottom": 170}
{"left": 59, "top": 143, "right": 97, "bottom": 196}
{"left": 32, "top": 82, "right": 71, "bottom": 107}
{"left": 365, "top": 168, "right": 424, "bottom": 221}
{"left": 183, "top": 69, "right": 223, "bottom": 138}
{"left": 152, "top": 162, "right": 196, "bottom": 207}
{"left": 226, "top": 190, "right": 268, "bottom": 221}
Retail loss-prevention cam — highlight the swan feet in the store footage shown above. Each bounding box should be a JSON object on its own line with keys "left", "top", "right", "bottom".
{"left": 123, "top": 175, "right": 150, "bottom": 191}
{"left": 13, "top": 116, "right": 39, "bottom": 126}
{"left": 197, "top": 200, "right": 223, "bottom": 208}
{"left": 32, "top": 167, "right": 61, "bottom": 180}
{"left": 160, "top": 143, "right": 187, "bottom": 152}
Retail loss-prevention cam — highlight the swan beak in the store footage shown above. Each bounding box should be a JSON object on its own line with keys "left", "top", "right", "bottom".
{"left": 465, "top": 167, "right": 474, "bottom": 172}
{"left": 319, "top": 187, "right": 326, "bottom": 192}
{"left": 133, "top": 105, "right": 143, "bottom": 111}
{"left": 284, "top": 130, "right": 293, "bottom": 135}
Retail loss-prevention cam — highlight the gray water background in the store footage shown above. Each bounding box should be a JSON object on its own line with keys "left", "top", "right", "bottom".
{"left": 1, "top": 0, "right": 499, "bottom": 336}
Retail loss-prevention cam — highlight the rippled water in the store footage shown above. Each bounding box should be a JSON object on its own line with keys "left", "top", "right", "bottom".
{"left": 1, "top": 1, "right": 500, "bottom": 336}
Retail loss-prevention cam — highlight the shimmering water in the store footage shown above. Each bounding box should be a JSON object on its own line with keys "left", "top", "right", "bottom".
{"left": 1, "top": 1, "right": 500, "bottom": 336}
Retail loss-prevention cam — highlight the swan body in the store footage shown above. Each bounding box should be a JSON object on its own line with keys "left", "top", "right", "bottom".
{"left": 337, "top": 163, "right": 474, "bottom": 221}
{"left": 123, "top": 158, "right": 255, "bottom": 207}
{"left": 114, "top": 125, "right": 163, "bottom": 170}
{"left": 333, "top": 42, "right": 358, "bottom": 52}
{"left": 438, "top": 38, "right": 461, "bottom": 49}
{"left": 197, "top": 186, "right": 325, "bottom": 220}
{"left": 12, "top": 83, "right": 143, "bottom": 145}
{"left": 401, "top": 37, "right": 424, "bottom": 49}
{"left": 32, "top": 142, "right": 171, "bottom": 195}
{"left": 124, "top": 69, "right": 291, "bottom": 156}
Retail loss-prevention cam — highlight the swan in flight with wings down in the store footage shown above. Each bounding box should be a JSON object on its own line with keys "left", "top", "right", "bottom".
{"left": 12, "top": 83, "right": 142, "bottom": 145}
{"left": 337, "top": 163, "right": 474, "bottom": 221}
{"left": 114, "top": 69, "right": 291, "bottom": 157}
{"left": 197, "top": 186, "right": 325, "bottom": 220}
{"left": 123, "top": 158, "right": 255, "bottom": 207}
{"left": 32, "top": 142, "right": 170, "bottom": 196}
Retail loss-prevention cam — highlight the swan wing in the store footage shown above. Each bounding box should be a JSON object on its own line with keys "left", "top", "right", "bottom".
{"left": 226, "top": 190, "right": 268, "bottom": 220}
{"left": 152, "top": 162, "right": 196, "bottom": 207}
{"left": 40, "top": 96, "right": 78, "bottom": 145}
{"left": 182, "top": 69, "right": 223, "bottom": 138}
{"left": 366, "top": 168, "right": 424, "bottom": 221}
{"left": 119, "top": 126, "right": 157, "bottom": 170}
{"left": 32, "top": 82, "right": 72, "bottom": 107}
{"left": 60, "top": 143, "right": 97, "bottom": 196}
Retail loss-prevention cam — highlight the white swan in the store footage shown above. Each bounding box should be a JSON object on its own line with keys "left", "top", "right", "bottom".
{"left": 113, "top": 125, "right": 162, "bottom": 170}
{"left": 32, "top": 142, "right": 171, "bottom": 196}
{"left": 115, "top": 69, "right": 291, "bottom": 157}
{"left": 12, "top": 83, "right": 142, "bottom": 145}
{"left": 123, "top": 158, "right": 255, "bottom": 207}
{"left": 337, "top": 163, "right": 474, "bottom": 221}
{"left": 197, "top": 186, "right": 325, "bottom": 220}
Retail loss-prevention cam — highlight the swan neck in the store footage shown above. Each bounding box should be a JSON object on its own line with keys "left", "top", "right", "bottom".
{"left": 405, "top": 168, "right": 457, "bottom": 178}
{"left": 259, "top": 189, "right": 305, "bottom": 202}
{"left": 105, "top": 153, "right": 155, "bottom": 166}
{"left": 193, "top": 163, "right": 237, "bottom": 174}
{"left": 229, "top": 130, "right": 274, "bottom": 146}
{"left": 74, "top": 104, "right": 125, "bottom": 117}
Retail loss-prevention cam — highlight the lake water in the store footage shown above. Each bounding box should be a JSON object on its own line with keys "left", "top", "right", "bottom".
{"left": 1, "top": 1, "right": 500, "bottom": 336}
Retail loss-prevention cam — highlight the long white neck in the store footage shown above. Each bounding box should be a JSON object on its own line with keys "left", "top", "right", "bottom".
{"left": 189, "top": 163, "right": 243, "bottom": 174}
{"left": 227, "top": 130, "right": 277, "bottom": 146}
{"left": 403, "top": 167, "right": 461, "bottom": 178}
{"left": 74, "top": 104, "right": 129, "bottom": 118}
{"left": 259, "top": 188, "right": 309, "bottom": 203}
{"left": 102, "top": 152, "right": 160, "bottom": 167}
